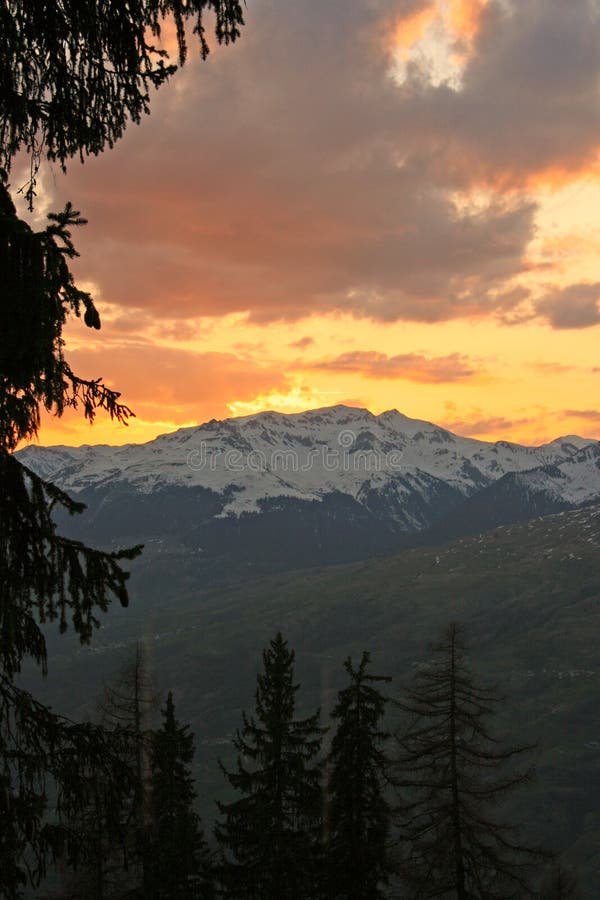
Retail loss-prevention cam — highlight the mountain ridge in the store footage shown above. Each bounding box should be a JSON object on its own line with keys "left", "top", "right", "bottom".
{"left": 16, "top": 404, "right": 600, "bottom": 572}
{"left": 17, "top": 403, "right": 599, "bottom": 500}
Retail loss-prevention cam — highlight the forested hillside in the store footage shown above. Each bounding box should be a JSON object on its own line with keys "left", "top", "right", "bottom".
{"left": 22, "top": 504, "right": 600, "bottom": 895}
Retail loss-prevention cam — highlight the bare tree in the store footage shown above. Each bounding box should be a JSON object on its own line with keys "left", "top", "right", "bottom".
{"left": 393, "top": 622, "right": 549, "bottom": 899}
{"left": 97, "top": 642, "right": 159, "bottom": 896}
{"left": 61, "top": 643, "right": 158, "bottom": 899}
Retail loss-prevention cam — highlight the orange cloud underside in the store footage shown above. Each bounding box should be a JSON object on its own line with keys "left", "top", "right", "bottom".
{"left": 448, "top": 0, "right": 488, "bottom": 44}
{"left": 29, "top": 311, "right": 600, "bottom": 449}
{"left": 390, "top": 0, "right": 488, "bottom": 57}
{"left": 389, "top": 4, "right": 436, "bottom": 55}
{"left": 18, "top": 0, "right": 600, "bottom": 451}
{"left": 477, "top": 158, "right": 600, "bottom": 195}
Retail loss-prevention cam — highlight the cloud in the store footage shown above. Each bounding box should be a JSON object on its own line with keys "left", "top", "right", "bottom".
{"left": 443, "top": 406, "right": 600, "bottom": 443}
{"left": 290, "top": 336, "right": 314, "bottom": 349}
{"left": 527, "top": 361, "right": 576, "bottom": 375}
{"left": 307, "top": 350, "right": 479, "bottom": 382}
{"left": 35, "top": 0, "right": 600, "bottom": 326}
{"left": 561, "top": 409, "right": 600, "bottom": 424}
{"left": 23, "top": 0, "right": 599, "bottom": 348}
{"left": 67, "top": 345, "right": 290, "bottom": 423}
{"left": 398, "top": 0, "right": 600, "bottom": 186}
{"left": 536, "top": 282, "right": 600, "bottom": 329}
{"left": 443, "top": 414, "right": 535, "bottom": 438}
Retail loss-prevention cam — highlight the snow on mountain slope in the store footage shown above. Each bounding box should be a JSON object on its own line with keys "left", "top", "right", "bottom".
{"left": 512, "top": 443, "right": 600, "bottom": 506}
{"left": 16, "top": 406, "right": 600, "bottom": 521}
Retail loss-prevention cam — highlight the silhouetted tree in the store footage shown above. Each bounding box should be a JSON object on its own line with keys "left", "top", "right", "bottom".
{"left": 216, "top": 633, "right": 324, "bottom": 900}
{"left": 0, "top": 177, "right": 143, "bottom": 900}
{"left": 96, "top": 643, "right": 159, "bottom": 896}
{"left": 393, "top": 622, "right": 548, "bottom": 899}
{"left": 99, "top": 643, "right": 158, "bottom": 820}
{"left": 146, "top": 692, "right": 213, "bottom": 899}
{"left": 0, "top": 4, "right": 244, "bottom": 896}
{"left": 54, "top": 744, "right": 135, "bottom": 900}
{"left": 0, "top": 679, "right": 136, "bottom": 900}
{"left": 54, "top": 644, "right": 158, "bottom": 899}
{"left": 0, "top": 0, "right": 244, "bottom": 205}
{"left": 324, "top": 652, "right": 393, "bottom": 900}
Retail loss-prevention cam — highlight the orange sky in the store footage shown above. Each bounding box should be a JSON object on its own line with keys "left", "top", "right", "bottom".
{"left": 16, "top": 0, "right": 600, "bottom": 448}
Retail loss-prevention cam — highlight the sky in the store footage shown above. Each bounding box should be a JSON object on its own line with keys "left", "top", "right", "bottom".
{"left": 17, "top": 0, "right": 600, "bottom": 448}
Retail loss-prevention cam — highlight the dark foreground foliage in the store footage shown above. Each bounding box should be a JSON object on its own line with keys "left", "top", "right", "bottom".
{"left": 0, "top": 0, "right": 244, "bottom": 205}
{"left": 1, "top": 1, "right": 245, "bottom": 894}
{"left": 325, "top": 652, "right": 393, "bottom": 900}
{"left": 146, "top": 692, "right": 214, "bottom": 899}
{"left": 216, "top": 633, "right": 324, "bottom": 900}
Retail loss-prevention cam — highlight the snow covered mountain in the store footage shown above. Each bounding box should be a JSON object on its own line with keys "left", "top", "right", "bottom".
{"left": 16, "top": 405, "right": 600, "bottom": 570}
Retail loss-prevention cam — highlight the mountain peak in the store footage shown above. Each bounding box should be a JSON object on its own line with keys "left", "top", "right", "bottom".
{"left": 544, "top": 434, "right": 595, "bottom": 450}
{"left": 232, "top": 403, "right": 374, "bottom": 424}
{"left": 16, "top": 404, "right": 600, "bottom": 549}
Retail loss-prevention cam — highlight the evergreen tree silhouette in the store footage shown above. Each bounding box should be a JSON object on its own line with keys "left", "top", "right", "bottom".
{"left": 394, "top": 622, "right": 548, "bottom": 899}
{"left": 0, "top": 1, "right": 244, "bottom": 206}
{"left": 216, "top": 633, "right": 324, "bottom": 900}
{"left": 0, "top": 179, "right": 143, "bottom": 899}
{"left": 1, "top": 4, "right": 244, "bottom": 895}
{"left": 325, "top": 652, "right": 392, "bottom": 900}
{"left": 146, "top": 692, "right": 213, "bottom": 900}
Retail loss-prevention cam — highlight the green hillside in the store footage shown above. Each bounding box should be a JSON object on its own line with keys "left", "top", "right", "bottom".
{"left": 23, "top": 503, "right": 600, "bottom": 895}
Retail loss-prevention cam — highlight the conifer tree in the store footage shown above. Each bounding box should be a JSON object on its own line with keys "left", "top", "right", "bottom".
{"left": 1, "top": 4, "right": 244, "bottom": 896}
{"left": 0, "top": 178, "right": 143, "bottom": 899}
{"left": 146, "top": 692, "right": 213, "bottom": 900}
{"left": 54, "top": 741, "right": 135, "bottom": 900}
{"left": 324, "top": 652, "right": 392, "bottom": 900}
{"left": 394, "top": 622, "right": 548, "bottom": 899}
{"left": 215, "top": 633, "right": 324, "bottom": 900}
{"left": 0, "top": 681, "right": 136, "bottom": 900}
{"left": 1, "top": 1, "right": 244, "bottom": 205}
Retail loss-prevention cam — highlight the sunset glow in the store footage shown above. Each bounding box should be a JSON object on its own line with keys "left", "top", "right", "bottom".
{"left": 16, "top": 0, "right": 600, "bottom": 450}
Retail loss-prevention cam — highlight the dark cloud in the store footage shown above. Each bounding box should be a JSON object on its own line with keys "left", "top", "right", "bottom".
{"left": 307, "top": 350, "right": 479, "bottom": 382}
{"left": 401, "top": 0, "right": 600, "bottom": 186}
{"left": 40, "top": 0, "right": 599, "bottom": 325}
{"left": 536, "top": 283, "right": 600, "bottom": 329}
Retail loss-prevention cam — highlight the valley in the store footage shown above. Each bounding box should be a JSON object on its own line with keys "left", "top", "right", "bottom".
{"left": 21, "top": 499, "right": 600, "bottom": 896}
